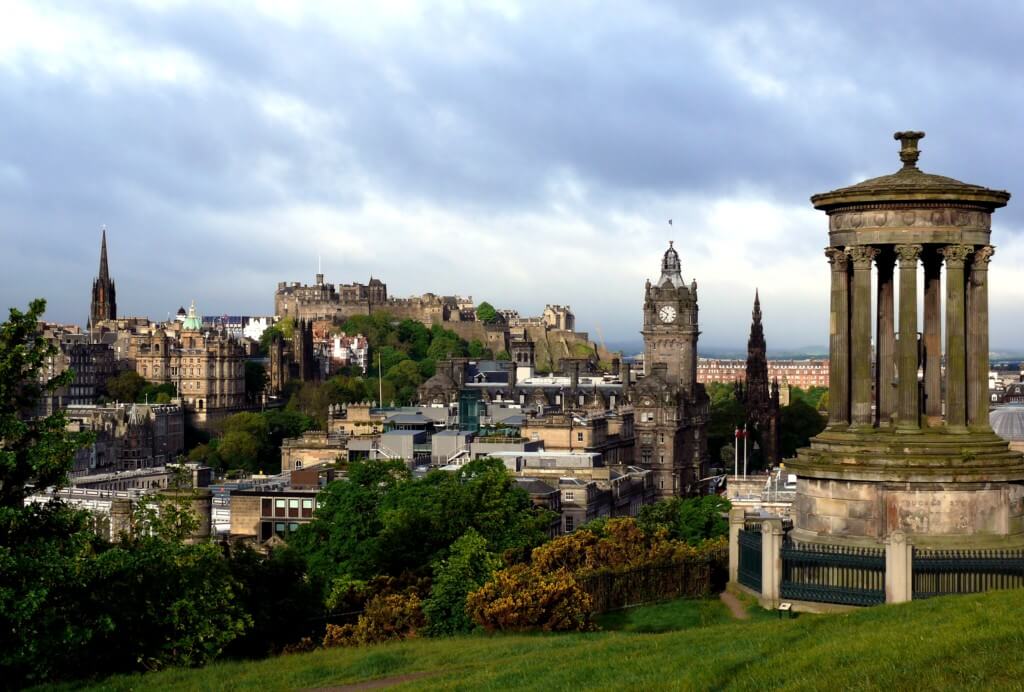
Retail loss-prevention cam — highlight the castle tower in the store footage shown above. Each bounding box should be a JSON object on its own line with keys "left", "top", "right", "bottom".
{"left": 789, "top": 132, "right": 1024, "bottom": 547}
{"left": 89, "top": 228, "right": 117, "bottom": 329}
{"left": 634, "top": 241, "right": 709, "bottom": 498}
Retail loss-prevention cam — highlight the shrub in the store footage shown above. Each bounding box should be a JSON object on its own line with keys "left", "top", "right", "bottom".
{"left": 466, "top": 564, "right": 594, "bottom": 633}
{"left": 423, "top": 529, "right": 501, "bottom": 636}
{"left": 323, "top": 592, "right": 425, "bottom": 648}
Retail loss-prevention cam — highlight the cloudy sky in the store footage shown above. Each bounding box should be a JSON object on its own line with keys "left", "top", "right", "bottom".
{"left": 3, "top": 0, "right": 1023, "bottom": 353}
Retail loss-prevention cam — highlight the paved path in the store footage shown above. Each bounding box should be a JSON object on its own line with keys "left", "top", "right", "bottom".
{"left": 720, "top": 591, "right": 750, "bottom": 620}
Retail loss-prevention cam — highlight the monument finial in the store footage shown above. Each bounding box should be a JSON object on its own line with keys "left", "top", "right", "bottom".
{"left": 894, "top": 131, "right": 925, "bottom": 169}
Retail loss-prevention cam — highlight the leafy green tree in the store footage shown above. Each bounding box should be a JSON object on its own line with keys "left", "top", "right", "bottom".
{"left": 707, "top": 389, "right": 745, "bottom": 467}
{"left": 245, "top": 361, "right": 268, "bottom": 402}
{"left": 495, "top": 350, "right": 511, "bottom": 361}
{"left": 104, "top": 370, "right": 147, "bottom": 403}
{"left": 636, "top": 496, "right": 732, "bottom": 545}
{"left": 423, "top": 528, "right": 501, "bottom": 636}
{"left": 779, "top": 398, "right": 827, "bottom": 458}
{"left": 467, "top": 339, "right": 492, "bottom": 359}
{"left": 476, "top": 302, "right": 498, "bottom": 323}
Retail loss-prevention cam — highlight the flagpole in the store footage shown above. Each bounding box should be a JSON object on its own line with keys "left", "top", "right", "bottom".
{"left": 734, "top": 428, "right": 739, "bottom": 479}
{"left": 743, "top": 424, "right": 748, "bottom": 479}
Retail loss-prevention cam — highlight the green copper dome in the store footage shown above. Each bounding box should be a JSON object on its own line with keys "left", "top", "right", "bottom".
{"left": 182, "top": 300, "right": 202, "bottom": 331}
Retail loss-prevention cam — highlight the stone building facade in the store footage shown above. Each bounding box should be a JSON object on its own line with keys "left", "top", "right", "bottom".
{"left": 38, "top": 323, "right": 120, "bottom": 415}
{"left": 131, "top": 303, "right": 246, "bottom": 428}
{"left": 66, "top": 401, "right": 185, "bottom": 475}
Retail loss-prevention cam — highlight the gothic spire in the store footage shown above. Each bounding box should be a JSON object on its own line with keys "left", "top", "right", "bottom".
{"left": 752, "top": 288, "right": 762, "bottom": 323}
{"left": 98, "top": 226, "right": 109, "bottom": 282}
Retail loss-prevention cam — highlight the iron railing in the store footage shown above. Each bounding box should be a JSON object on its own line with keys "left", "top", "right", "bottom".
{"left": 738, "top": 529, "right": 763, "bottom": 593}
{"left": 578, "top": 550, "right": 725, "bottom": 613}
{"left": 913, "top": 548, "right": 1024, "bottom": 599}
{"left": 780, "top": 540, "right": 885, "bottom": 606}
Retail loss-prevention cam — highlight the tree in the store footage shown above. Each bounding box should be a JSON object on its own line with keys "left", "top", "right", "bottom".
{"left": 104, "top": 370, "right": 147, "bottom": 404}
{"left": 423, "top": 528, "right": 501, "bottom": 636}
{"left": 636, "top": 496, "right": 732, "bottom": 545}
{"left": 476, "top": 302, "right": 498, "bottom": 323}
{"left": 467, "top": 339, "right": 492, "bottom": 359}
{"left": 245, "top": 361, "right": 268, "bottom": 403}
{"left": 0, "top": 299, "right": 91, "bottom": 508}
{"left": 779, "top": 399, "right": 827, "bottom": 458}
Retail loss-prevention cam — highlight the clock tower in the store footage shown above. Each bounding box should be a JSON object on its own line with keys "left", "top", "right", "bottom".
{"left": 642, "top": 241, "right": 699, "bottom": 392}
{"left": 634, "top": 241, "right": 709, "bottom": 498}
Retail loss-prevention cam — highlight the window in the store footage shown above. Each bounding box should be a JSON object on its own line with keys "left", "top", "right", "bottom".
{"left": 660, "top": 454, "right": 665, "bottom": 464}
{"left": 289, "top": 499, "right": 300, "bottom": 518}
{"left": 577, "top": 432, "right": 584, "bottom": 442}
{"left": 275, "top": 499, "right": 286, "bottom": 517}
{"left": 261, "top": 498, "right": 272, "bottom": 516}
{"left": 275, "top": 522, "right": 286, "bottom": 538}
{"left": 301, "top": 499, "right": 314, "bottom": 518}
{"left": 565, "top": 515, "right": 575, "bottom": 533}
{"left": 564, "top": 491, "right": 574, "bottom": 501}
{"left": 659, "top": 478, "right": 664, "bottom": 490}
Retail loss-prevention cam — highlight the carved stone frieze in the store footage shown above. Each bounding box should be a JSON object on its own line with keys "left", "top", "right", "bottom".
{"left": 829, "top": 207, "right": 991, "bottom": 232}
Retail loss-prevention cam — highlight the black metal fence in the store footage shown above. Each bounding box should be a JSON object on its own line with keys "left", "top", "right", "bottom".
{"left": 579, "top": 548, "right": 727, "bottom": 613}
{"left": 738, "top": 527, "right": 763, "bottom": 593}
{"left": 780, "top": 540, "right": 885, "bottom": 606}
{"left": 913, "top": 548, "right": 1024, "bottom": 599}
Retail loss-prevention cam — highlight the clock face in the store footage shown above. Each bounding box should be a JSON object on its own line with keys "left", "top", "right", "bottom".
{"left": 658, "top": 305, "right": 677, "bottom": 323}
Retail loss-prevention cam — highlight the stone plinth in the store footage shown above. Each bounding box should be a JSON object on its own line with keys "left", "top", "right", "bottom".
{"left": 789, "top": 428, "right": 1024, "bottom": 547}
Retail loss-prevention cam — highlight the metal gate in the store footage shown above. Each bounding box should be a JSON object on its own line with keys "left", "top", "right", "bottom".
{"left": 738, "top": 527, "right": 762, "bottom": 592}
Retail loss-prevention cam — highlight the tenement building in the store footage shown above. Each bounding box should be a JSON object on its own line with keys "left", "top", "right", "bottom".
{"left": 634, "top": 242, "right": 710, "bottom": 498}
{"left": 789, "top": 132, "right": 1024, "bottom": 546}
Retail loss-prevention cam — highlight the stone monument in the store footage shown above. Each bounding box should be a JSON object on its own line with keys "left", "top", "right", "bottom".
{"left": 788, "top": 132, "right": 1024, "bottom": 547}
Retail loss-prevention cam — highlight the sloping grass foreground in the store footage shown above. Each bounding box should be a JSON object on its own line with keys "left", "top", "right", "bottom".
{"left": 72, "top": 589, "right": 1024, "bottom": 691}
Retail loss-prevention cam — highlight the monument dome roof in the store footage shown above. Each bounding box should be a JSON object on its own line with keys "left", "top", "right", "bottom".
{"left": 811, "top": 132, "right": 1010, "bottom": 211}
{"left": 991, "top": 406, "right": 1024, "bottom": 442}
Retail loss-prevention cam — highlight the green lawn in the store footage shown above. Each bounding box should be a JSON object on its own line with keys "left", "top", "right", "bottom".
{"left": 595, "top": 597, "right": 735, "bottom": 632}
{"left": 70, "top": 589, "right": 1024, "bottom": 691}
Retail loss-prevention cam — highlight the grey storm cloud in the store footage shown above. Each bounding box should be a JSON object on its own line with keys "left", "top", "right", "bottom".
{"left": 2, "top": 0, "right": 1023, "bottom": 350}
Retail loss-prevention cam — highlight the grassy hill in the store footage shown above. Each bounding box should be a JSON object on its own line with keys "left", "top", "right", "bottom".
{"left": 76, "top": 589, "right": 1024, "bottom": 691}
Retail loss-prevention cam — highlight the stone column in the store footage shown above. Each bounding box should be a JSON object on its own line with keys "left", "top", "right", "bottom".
{"left": 884, "top": 530, "right": 913, "bottom": 604}
{"left": 922, "top": 251, "right": 943, "bottom": 420}
{"left": 761, "top": 517, "right": 784, "bottom": 608}
{"left": 728, "top": 507, "right": 745, "bottom": 584}
{"left": 848, "top": 245, "right": 878, "bottom": 428}
{"left": 968, "top": 246, "right": 995, "bottom": 430}
{"left": 942, "top": 244, "right": 973, "bottom": 431}
{"left": 875, "top": 249, "right": 896, "bottom": 426}
{"left": 896, "top": 245, "right": 922, "bottom": 430}
{"left": 826, "top": 248, "right": 851, "bottom": 427}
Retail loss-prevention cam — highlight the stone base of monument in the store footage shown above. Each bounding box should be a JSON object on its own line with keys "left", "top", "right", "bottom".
{"left": 788, "top": 428, "right": 1024, "bottom": 548}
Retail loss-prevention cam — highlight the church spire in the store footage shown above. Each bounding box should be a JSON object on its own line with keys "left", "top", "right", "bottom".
{"left": 89, "top": 226, "right": 116, "bottom": 329}
{"left": 98, "top": 226, "right": 109, "bottom": 282}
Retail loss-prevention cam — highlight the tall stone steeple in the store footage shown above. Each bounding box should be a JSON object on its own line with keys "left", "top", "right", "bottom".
{"left": 89, "top": 228, "right": 117, "bottom": 329}
{"left": 745, "top": 290, "right": 769, "bottom": 409}
{"left": 741, "top": 290, "right": 780, "bottom": 468}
